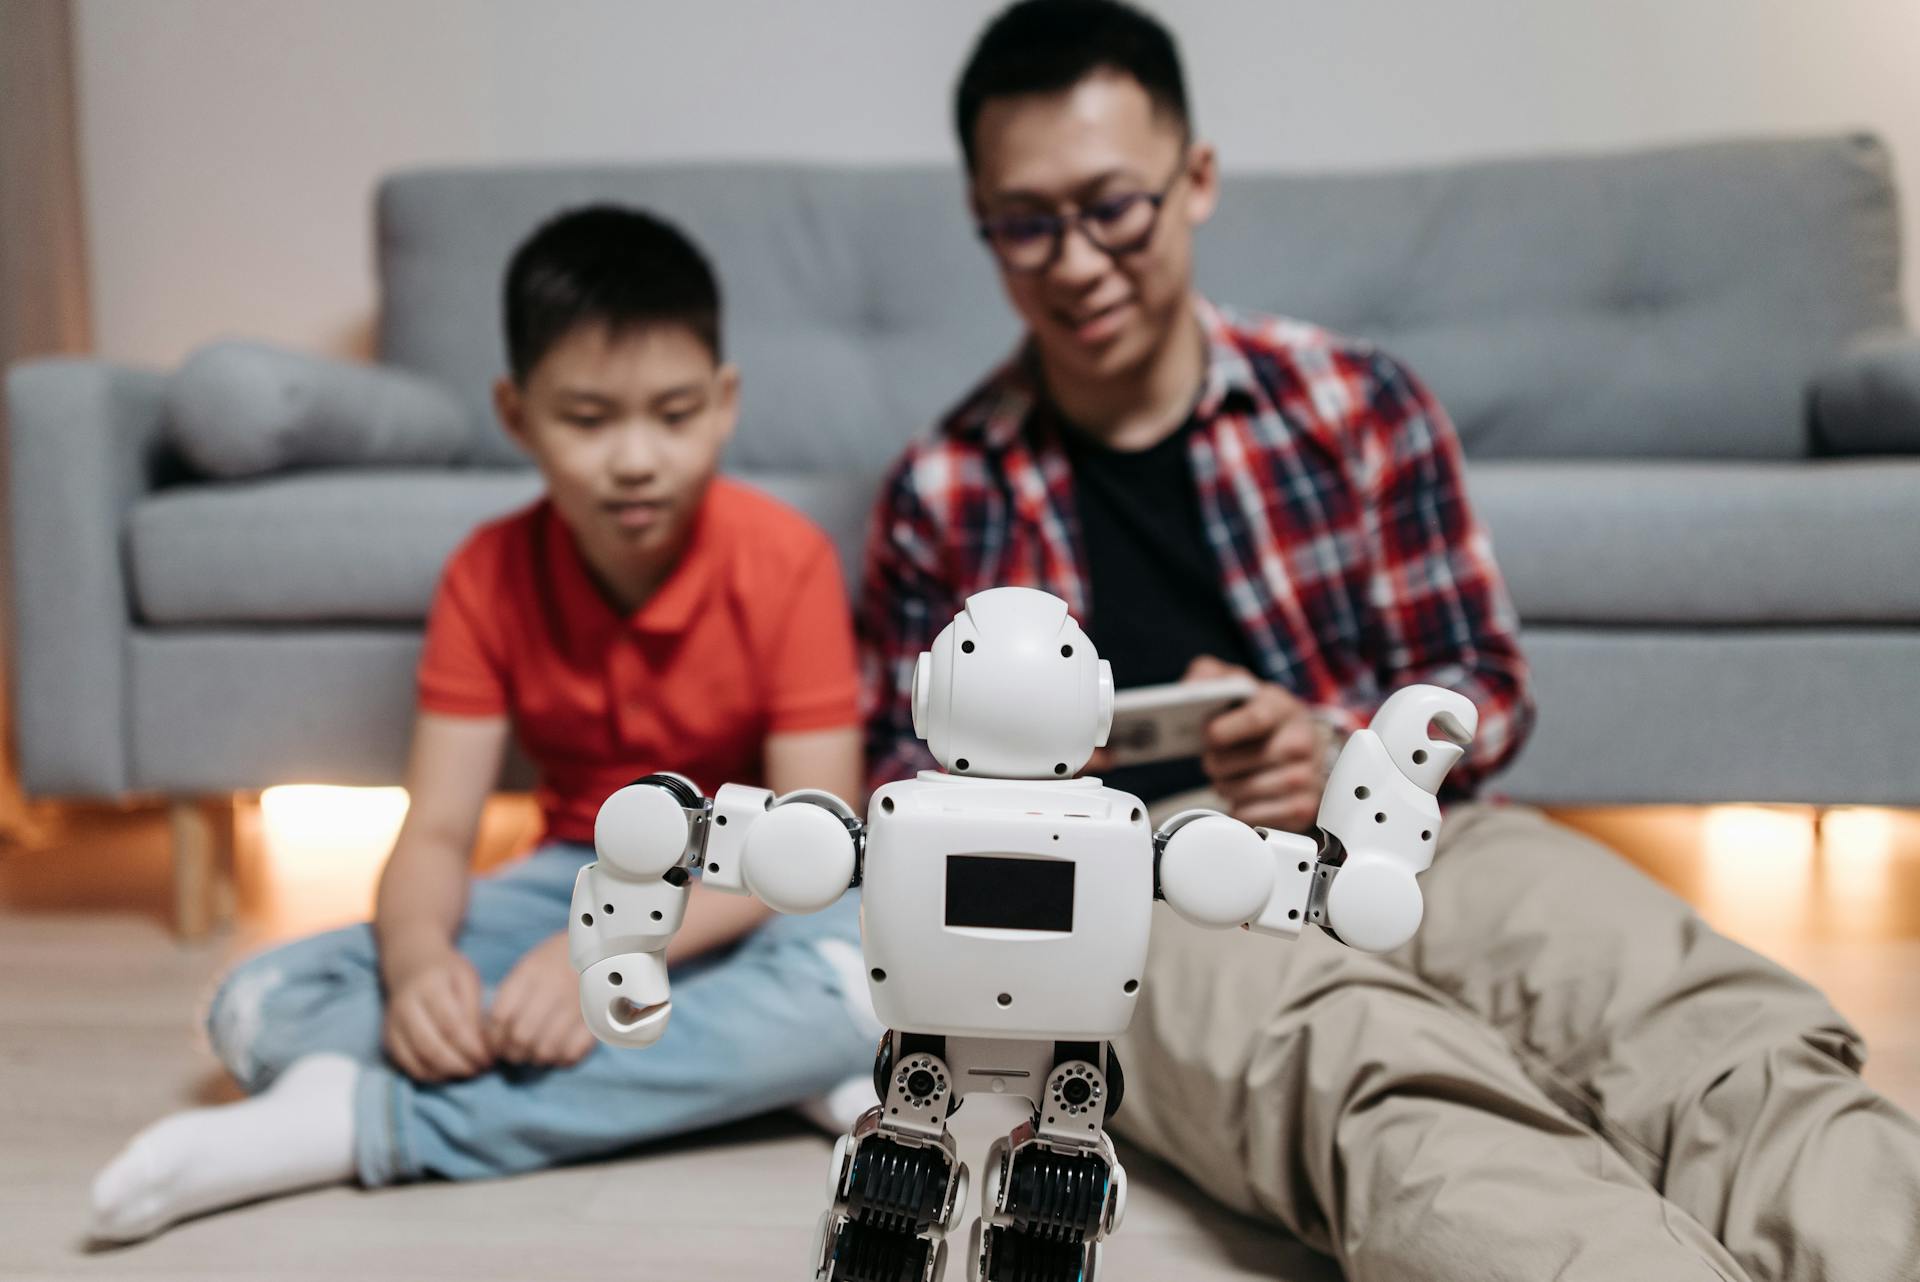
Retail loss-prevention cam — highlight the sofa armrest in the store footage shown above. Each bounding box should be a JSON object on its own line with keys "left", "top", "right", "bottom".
{"left": 6, "top": 359, "right": 178, "bottom": 797}
{"left": 1811, "top": 331, "right": 1920, "bottom": 455}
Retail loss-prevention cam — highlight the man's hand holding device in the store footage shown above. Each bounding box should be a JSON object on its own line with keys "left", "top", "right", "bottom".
{"left": 1101, "top": 656, "right": 1335, "bottom": 833}
{"left": 1102, "top": 670, "right": 1257, "bottom": 767}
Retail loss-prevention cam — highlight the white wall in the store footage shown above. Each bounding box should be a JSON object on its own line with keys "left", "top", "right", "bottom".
{"left": 75, "top": 0, "right": 1920, "bottom": 367}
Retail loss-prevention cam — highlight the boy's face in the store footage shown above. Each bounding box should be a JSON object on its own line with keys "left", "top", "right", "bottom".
{"left": 495, "top": 322, "right": 737, "bottom": 574}
{"left": 969, "top": 70, "right": 1217, "bottom": 393}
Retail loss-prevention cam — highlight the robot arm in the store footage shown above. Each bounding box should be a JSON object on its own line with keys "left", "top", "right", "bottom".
{"left": 571, "top": 772, "right": 863, "bottom": 1049}
{"left": 1152, "top": 685, "right": 1478, "bottom": 953}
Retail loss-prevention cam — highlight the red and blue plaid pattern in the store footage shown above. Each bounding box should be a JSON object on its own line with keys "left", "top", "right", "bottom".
{"left": 858, "top": 297, "right": 1535, "bottom": 798}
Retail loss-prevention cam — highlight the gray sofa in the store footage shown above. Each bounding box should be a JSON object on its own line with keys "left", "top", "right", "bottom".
{"left": 10, "top": 134, "right": 1920, "bottom": 927}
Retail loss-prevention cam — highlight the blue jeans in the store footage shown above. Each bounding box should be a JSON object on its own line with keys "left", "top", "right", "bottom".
{"left": 203, "top": 842, "right": 874, "bottom": 1185}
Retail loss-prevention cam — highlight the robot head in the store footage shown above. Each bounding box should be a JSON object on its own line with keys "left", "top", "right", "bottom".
{"left": 911, "top": 587, "right": 1114, "bottom": 779}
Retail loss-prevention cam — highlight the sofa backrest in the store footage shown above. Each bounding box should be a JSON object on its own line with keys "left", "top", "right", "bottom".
{"left": 378, "top": 134, "right": 1904, "bottom": 469}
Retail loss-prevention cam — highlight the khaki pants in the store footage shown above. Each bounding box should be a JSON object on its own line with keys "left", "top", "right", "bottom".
{"left": 1114, "top": 799, "right": 1920, "bottom": 1282}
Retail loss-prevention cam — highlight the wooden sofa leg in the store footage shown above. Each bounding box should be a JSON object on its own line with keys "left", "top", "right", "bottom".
{"left": 169, "top": 796, "right": 236, "bottom": 940}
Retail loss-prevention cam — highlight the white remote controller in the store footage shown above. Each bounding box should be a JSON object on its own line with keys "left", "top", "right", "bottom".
{"left": 1103, "top": 675, "right": 1258, "bottom": 767}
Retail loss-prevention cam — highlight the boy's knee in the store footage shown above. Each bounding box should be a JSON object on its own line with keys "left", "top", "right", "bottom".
{"left": 202, "top": 924, "right": 382, "bottom": 1090}
{"left": 204, "top": 957, "right": 292, "bottom": 1089}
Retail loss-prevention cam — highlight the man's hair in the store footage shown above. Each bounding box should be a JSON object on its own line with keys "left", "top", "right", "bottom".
{"left": 502, "top": 204, "right": 721, "bottom": 382}
{"left": 954, "top": 0, "right": 1190, "bottom": 172}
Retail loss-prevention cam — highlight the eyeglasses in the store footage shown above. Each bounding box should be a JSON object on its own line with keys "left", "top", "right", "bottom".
{"left": 975, "top": 154, "right": 1188, "bottom": 274}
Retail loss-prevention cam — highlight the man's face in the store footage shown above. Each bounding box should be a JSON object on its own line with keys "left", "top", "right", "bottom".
{"left": 495, "top": 322, "right": 737, "bottom": 571}
{"left": 969, "top": 70, "right": 1216, "bottom": 389}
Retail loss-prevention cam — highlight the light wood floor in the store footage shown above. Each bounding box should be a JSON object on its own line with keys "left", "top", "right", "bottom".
{"left": 1, "top": 800, "right": 1916, "bottom": 1280}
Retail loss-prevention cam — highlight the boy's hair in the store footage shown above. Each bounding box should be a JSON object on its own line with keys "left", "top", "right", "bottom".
{"left": 502, "top": 204, "right": 722, "bottom": 382}
{"left": 954, "top": 0, "right": 1190, "bottom": 172}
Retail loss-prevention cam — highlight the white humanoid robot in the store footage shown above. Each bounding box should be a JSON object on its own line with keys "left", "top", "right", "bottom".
{"left": 569, "top": 586, "right": 1476, "bottom": 1282}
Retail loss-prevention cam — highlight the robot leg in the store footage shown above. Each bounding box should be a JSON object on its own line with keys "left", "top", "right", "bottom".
{"left": 972, "top": 1049, "right": 1128, "bottom": 1282}
{"left": 811, "top": 1033, "right": 969, "bottom": 1282}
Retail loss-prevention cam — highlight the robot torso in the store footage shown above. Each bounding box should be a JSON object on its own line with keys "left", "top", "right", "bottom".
{"left": 859, "top": 772, "right": 1154, "bottom": 1042}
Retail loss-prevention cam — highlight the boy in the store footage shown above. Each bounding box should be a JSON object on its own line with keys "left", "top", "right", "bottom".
{"left": 90, "top": 206, "right": 877, "bottom": 1242}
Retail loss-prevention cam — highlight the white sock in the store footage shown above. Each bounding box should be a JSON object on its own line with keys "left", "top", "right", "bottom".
{"left": 794, "top": 1072, "right": 880, "bottom": 1137}
{"left": 89, "top": 1051, "right": 359, "bottom": 1243}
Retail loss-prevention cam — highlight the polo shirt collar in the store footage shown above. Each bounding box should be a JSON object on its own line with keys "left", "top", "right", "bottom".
{"left": 540, "top": 496, "right": 719, "bottom": 637}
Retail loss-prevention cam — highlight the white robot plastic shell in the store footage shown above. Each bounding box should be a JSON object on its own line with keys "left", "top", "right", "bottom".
{"left": 569, "top": 587, "right": 1482, "bottom": 1282}
{"left": 860, "top": 772, "right": 1153, "bottom": 1041}
{"left": 913, "top": 587, "right": 1115, "bottom": 780}
{"left": 567, "top": 857, "right": 689, "bottom": 1048}
{"left": 1313, "top": 686, "right": 1478, "bottom": 953}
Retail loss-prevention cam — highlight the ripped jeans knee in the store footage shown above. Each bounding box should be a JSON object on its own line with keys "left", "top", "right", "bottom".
{"left": 203, "top": 956, "right": 289, "bottom": 1091}
{"left": 201, "top": 923, "right": 385, "bottom": 1094}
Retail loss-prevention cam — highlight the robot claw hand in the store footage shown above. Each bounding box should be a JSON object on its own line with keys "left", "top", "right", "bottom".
{"left": 1316, "top": 685, "right": 1476, "bottom": 951}
{"left": 567, "top": 772, "right": 703, "bottom": 1049}
{"left": 1153, "top": 684, "right": 1478, "bottom": 953}
{"left": 570, "top": 772, "right": 864, "bottom": 1050}
{"left": 576, "top": 950, "right": 673, "bottom": 1048}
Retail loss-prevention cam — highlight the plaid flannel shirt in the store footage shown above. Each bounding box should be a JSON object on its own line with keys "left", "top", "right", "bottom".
{"left": 857, "top": 297, "right": 1535, "bottom": 799}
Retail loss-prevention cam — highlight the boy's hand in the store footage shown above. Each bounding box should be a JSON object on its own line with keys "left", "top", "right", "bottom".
{"left": 488, "top": 931, "right": 597, "bottom": 1068}
{"left": 383, "top": 944, "right": 492, "bottom": 1082}
{"left": 1191, "top": 655, "right": 1333, "bottom": 833}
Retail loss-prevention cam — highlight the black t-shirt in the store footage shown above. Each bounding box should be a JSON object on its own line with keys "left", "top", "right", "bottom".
{"left": 1054, "top": 409, "right": 1261, "bottom": 801}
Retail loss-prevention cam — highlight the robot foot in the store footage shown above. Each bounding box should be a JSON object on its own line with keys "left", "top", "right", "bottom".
{"left": 816, "top": 1214, "right": 947, "bottom": 1282}
{"left": 813, "top": 1105, "right": 967, "bottom": 1282}
{"left": 970, "top": 1223, "right": 1099, "bottom": 1282}
{"left": 975, "top": 1106, "right": 1124, "bottom": 1282}
{"left": 845, "top": 1134, "right": 962, "bottom": 1235}
{"left": 1000, "top": 1143, "right": 1113, "bottom": 1240}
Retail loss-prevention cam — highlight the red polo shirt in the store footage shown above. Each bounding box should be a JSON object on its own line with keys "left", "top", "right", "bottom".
{"left": 417, "top": 478, "right": 860, "bottom": 844}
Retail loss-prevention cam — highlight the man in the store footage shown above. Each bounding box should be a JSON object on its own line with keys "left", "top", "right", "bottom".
{"left": 858, "top": 3, "right": 1920, "bottom": 1279}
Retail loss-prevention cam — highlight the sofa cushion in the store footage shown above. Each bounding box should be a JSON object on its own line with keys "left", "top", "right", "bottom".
{"left": 378, "top": 166, "right": 1017, "bottom": 471}
{"left": 379, "top": 135, "right": 1904, "bottom": 468}
{"left": 127, "top": 469, "right": 877, "bottom": 625}
{"left": 132, "top": 459, "right": 1920, "bottom": 630}
{"left": 1467, "top": 459, "right": 1920, "bottom": 624}
{"left": 129, "top": 471, "right": 543, "bottom": 624}
{"left": 1203, "top": 135, "right": 1904, "bottom": 461}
